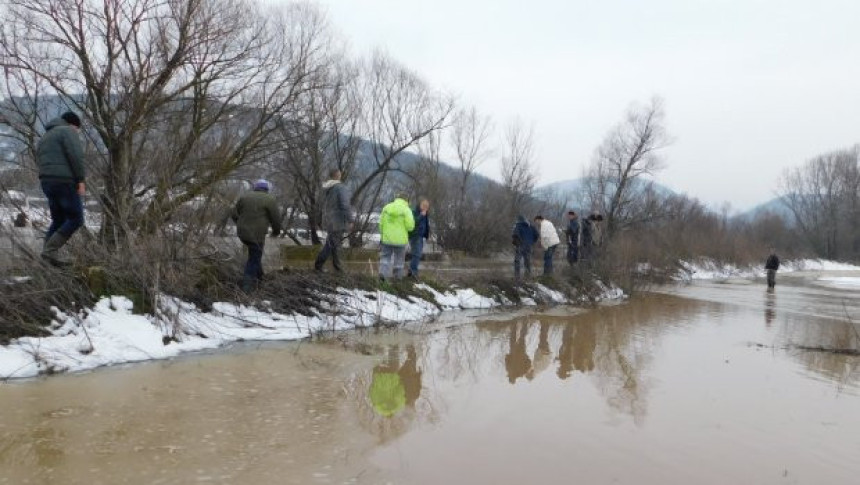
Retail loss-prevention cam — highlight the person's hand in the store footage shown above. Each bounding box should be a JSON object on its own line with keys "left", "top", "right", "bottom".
{"left": 420, "top": 210, "right": 428, "bottom": 216}
{"left": 77, "top": 182, "right": 86, "bottom": 196}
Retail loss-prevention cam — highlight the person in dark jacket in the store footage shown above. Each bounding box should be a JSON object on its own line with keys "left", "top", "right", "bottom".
{"left": 765, "top": 249, "right": 780, "bottom": 289}
{"left": 315, "top": 169, "right": 354, "bottom": 273}
{"left": 408, "top": 198, "right": 431, "bottom": 278}
{"left": 37, "top": 112, "right": 86, "bottom": 266}
{"left": 566, "top": 211, "right": 580, "bottom": 265}
{"left": 580, "top": 214, "right": 596, "bottom": 261}
{"left": 232, "top": 179, "right": 282, "bottom": 292}
{"left": 512, "top": 215, "right": 538, "bottom": 280}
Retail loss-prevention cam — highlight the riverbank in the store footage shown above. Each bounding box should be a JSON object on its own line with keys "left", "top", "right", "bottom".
{"left": 0, "top": 271, "right": 623, "bottom": 380}
{"left": 2, "top": 280, "right": 859, "bottom": 484}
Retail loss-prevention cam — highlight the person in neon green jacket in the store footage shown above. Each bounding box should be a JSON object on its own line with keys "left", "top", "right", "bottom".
{"left": 378, "top": 194, "right": 415, "bottom": 280}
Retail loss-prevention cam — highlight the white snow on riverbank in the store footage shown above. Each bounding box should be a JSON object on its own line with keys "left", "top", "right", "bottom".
{"left": 677, "top": 259, "right": 860, "bottom": 281}
{"left": 816, "top": 276, "right": 860, "bottom": 288}
{"left": 0, "top": 278, "right": 628, "bottom": 380}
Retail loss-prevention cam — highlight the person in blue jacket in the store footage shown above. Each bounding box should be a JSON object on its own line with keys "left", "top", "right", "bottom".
{"left": 408, "top": 199, "right": 431, "bottom": 278}
{"left": 512, "top": 215, "right": 539, "bottom": 280}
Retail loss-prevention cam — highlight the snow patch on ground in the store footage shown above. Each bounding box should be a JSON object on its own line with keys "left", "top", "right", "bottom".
{"left": 677, "top": 258, "right": 860, "bottom": 281}
{"left": 0, "top": 287, "right": 447, "bottom": 380}
{"left": 1, "top": 278, "right": 628, "bottom": 380}
{"left": 816, "top": 276, "right": 860, "bottom": 288}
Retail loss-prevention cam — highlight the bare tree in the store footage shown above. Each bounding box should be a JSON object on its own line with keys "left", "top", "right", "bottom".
{"left": 779, "top": 146, "right": 860, "bottom": 259}
{"left": 0, "top": 0, "right": 329, "bottom": 246}
{"left": 583, "top": 96, "right": 671, "bottom": 238}
{"left": 348, "top": 51, "right": 455, "bottom": 245}
{"left": 500, "top": 118, "right": 538, "bottom": 217}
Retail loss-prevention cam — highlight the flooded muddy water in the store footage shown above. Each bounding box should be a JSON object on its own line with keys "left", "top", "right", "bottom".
{"left": 2, "top": 282, "right": 860, "bottom": 484}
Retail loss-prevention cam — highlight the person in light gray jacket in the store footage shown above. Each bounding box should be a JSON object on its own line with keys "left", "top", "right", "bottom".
{"left": 314, "top": 169, "right": 354, "bottom": 273}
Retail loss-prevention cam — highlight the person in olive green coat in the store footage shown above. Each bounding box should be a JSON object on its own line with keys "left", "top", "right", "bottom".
{"left": 232, "top": 180, "right": 282, "bottom": 292}
{"left": 378, "top": 193, "right": 415, "bottom": 280}
{"left": 36, "top": 112, "right": 87, "bottom": 266}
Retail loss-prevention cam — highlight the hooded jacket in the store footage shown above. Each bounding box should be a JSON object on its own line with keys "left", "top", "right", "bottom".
{"left": 512, "top": 216, "right": 538, "bottom": 248}
{"left": 231, "top": 190, "right": 282, "bottom": 245}
{"left": 538, "top": 220, "right": 561, "bottom": 249}
{"left": 379, "top": 198, "right": 415, "bottom": 246}
{"left": 36, "top": 118, "right": 86, "bottom": 183}
{"left": 321, "top": 180, "right": 354, "bottom": 232}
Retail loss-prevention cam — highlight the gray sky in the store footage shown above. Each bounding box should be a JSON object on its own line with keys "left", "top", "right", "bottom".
{"left": 314, "top": 0, "right": 860, "bottom": 210}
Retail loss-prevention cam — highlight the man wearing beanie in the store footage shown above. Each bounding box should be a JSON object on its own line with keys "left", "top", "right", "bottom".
{"left": 232, "top": 179, "right": 282, "bottom": 292}
{"left": 36, "top": 111, "right": 86, "bottom": 266}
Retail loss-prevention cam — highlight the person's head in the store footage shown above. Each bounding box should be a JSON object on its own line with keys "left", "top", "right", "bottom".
{"left": 395, "top": 192, "right": 409, "bottom": 202}
{"left": 517, "top": 215, "right": 527, "bottom": 223}
{"left": 419, "top": 199, "right": 430, "bottom": 212}
{"left": 596, "top": 214, "right": 604, "bottom": 222}
{"left": 568, "top": 211, "right": 577, "bottom": 220}
{"left": 534, "top": 215, "right": 544, "bottom": 225}
{"left": 328, "top": 168, "right": 342, "bottom": 181}
{"left": 769, "top": 246, "right": 777, "bottom": 254}
{"left": 253, "top": 179, "right": 270, "bottom": 192}
{"left": 61, "top": 111, "right": 81, "bottom": 130}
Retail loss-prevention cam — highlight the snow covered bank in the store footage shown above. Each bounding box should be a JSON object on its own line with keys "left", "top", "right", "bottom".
{"left": 0, "top": 281, "right": 624, "bottom": 380}
{"left": 815, "top": 276, "right": 860, "bottom": 288}
{"left": 677, "top": 259, "right": 860, "bottom": 282}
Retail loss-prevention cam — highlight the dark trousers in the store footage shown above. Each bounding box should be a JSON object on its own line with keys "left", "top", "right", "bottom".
{"left": 409, "top": 236, "right": 424, "bottom": 276}
{"left": 544, "top": 245, "right": 558, "bottom": 275}
{"left": 767, "top": 269, "right": 776, "bottom": 288}
{"left": 315, "top": 231, "right": 344, "bottom": 271}
{"left": 567, "top": 244, "right": 579, "bottom": 264}
{"left": 41, "top": 180, "right": 84, "bottom": 239}
{"left": 514, "top": 245, "right": 533, "bottom": 279}
{"left": 242, "top": 240, "right": 264, "bottom": 290}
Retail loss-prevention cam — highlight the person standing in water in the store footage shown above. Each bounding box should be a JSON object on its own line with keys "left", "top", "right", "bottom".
{"left": 765, "top": 248, "right": 780, "bottom": 289}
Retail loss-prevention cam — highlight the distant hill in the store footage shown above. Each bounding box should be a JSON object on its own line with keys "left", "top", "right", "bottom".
{"left": 735, "top": 196, "right": 794, "bottom": 222}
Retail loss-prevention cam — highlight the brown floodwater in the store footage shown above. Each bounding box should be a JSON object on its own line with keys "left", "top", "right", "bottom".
{"left": 2, "top": 281, "right": 860, "bottom": 484}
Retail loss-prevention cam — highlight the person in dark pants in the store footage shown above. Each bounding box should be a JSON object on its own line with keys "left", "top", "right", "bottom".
{"left": 512, "top": 215, "right": 538, "bottom": 281}
{"left": 37, "top": 112, "right": 86, "bottom": 266}
{"left": 315, "top": 169, "right": 354, "bottom": 273}
{"left": 566, "top": 211, "right": 580, "bottom": 265}
{"left": 765, "top": 249, "right": 780, "bottom": 289}
{"left": 535, "top": 215, "right": 560, "bottom": 276}
{"left": 408, "top": 198, "right": 431, "bottom": 278}
{"left": 232, "top": 180, "right": 281, "bottom": 292}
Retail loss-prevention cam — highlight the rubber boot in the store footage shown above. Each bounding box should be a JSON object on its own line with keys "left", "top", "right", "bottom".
{"left": 41, "top": 232, "right": 71, "bottom": 267}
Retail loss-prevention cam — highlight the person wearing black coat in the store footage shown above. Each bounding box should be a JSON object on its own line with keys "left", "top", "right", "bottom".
{"left": 566, "top": 211, "right": 580, "bottom": 264}
{"left": 765, "top": 250, "right": 780, "bottom": 289}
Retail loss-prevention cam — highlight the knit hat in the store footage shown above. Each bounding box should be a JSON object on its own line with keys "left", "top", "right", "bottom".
{"left": 60, "top": 111, "right": 81, "bottom": 128}
{"left": 253, "top": 179, "right": 270, "bottom": 192}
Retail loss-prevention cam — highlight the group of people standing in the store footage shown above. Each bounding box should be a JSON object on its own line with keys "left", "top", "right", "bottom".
{"left": 233, "top": 169, "right": 433, "bottom": 290}
{"left": 511, "top": 211, "right": 604, "bottom": 280}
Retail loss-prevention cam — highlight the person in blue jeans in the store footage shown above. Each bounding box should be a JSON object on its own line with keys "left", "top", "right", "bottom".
{"left": 512, "top": 215, "right": 538, "bottom": 281}
{"left": 36, "top": 112, "right": 87, "bottom": 266}
{"left": 408, "top": 199, "right": 431, "bottom": 278}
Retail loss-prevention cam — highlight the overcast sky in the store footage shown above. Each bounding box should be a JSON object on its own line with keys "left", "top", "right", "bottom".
{"left": 308, "top": 0, "right": 860, "bottom": 210}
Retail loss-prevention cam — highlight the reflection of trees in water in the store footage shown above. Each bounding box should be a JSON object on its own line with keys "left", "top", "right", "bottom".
{"left": 348, "top": 295, "right": 708, "bottom": 433}
{"left": 779, "top": 312, "right": 860, "bottom": 389}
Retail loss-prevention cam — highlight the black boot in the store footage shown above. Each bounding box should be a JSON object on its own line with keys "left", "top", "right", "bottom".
{"left": 41, "top": 232, "right": 71, "bottom": 266}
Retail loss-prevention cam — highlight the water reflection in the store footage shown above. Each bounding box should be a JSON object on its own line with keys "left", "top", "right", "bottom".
{"left": 765, "top": 289, "right": 776, "bottom": 327}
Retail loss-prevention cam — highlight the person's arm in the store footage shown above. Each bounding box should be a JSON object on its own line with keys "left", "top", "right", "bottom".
{"left": 231, "top": 199, "right": 241, "bottom": 222}
{"left": 62, "top": 130, "right": 86, "bottom": 183}
{"left": 338, "top": 186, "right": 354, "bottom": 223}
{"left": 267, "top": 199, "right": 282, "bottom": 237}
{"left": 404, "top": 205, "right": 415, "bottom": 233}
